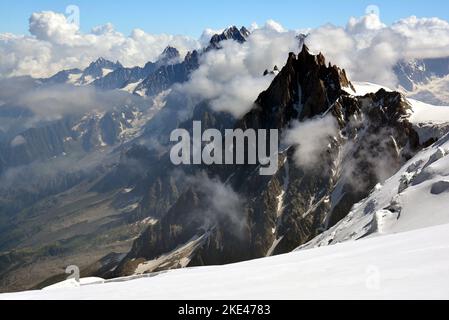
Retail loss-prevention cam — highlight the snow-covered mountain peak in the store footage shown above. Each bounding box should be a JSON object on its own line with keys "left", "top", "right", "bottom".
{"left": 157, "top": 46, "right": 181, "bottom": 66}
{"left": 82, "top": 58, "right": 123, "bottom": 79}
{"left": 207, "top": 25, "right": 250, "bottom": 50}
{"left": 160, "top": 46, "right": 180, "bottom": 59}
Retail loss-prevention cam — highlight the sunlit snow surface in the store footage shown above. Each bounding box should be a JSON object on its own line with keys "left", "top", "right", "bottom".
{"left": 1, "top": 223, "right": 449, "bottom": 300}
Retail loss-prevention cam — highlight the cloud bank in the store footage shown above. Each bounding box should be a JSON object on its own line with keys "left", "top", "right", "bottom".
{"left": 306, "top": 14, "right": 449, "bottom": 87}
{"left": 2, "top": 10, "right": 449, "bottom": 99}
{"left": 0, "top": 11, "right": 200, "bottom": 78}
{"left": 0, "top": 77, "right": 145, "bottom": 131}
{"left": 177, "top": 22, "right": 301, "bottom": 118}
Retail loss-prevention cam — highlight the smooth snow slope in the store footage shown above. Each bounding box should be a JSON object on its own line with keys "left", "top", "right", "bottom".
{"left": 408, "top": 98, "right": 449, "bottom": 144}
{"left": 409, "top": 98, "right": 449, "bottom": 124}
{"left": 1, "top": 223, "right": 449, "bottom": 300}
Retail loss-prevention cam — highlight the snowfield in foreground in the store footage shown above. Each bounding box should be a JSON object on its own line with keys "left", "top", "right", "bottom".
{"left": 1, "top": 223, "right": 449, "bottom": 300}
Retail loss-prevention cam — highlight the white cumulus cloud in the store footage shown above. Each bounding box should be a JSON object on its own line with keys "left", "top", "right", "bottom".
{"left": 306, "top": 14, "right": 449, "bottom": 87}
{"left": 177, "top": 22, "right": 301, "bottom": 118}
{"left": 0, "top": 11, "right": 200, "bottom": 78}
{"left": 283, "top": 115, "right": 339, "bottom": 169}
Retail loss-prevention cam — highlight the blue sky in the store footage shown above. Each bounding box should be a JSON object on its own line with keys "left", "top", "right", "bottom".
{"left": 1, "top": 0, "right": 449, "bottom": 37}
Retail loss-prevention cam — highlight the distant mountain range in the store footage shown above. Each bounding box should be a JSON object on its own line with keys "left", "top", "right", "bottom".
{"left": 39, "top": 26, "right": 251, "bottom": 97}
{"left": 394, "top": 57, "right": 449, "bottom": 105}
{"left": 43, "top": 58, "right": 124, "bottom": 86}
{"left": 40, "top": 27, "right": 449, "bottom": 106}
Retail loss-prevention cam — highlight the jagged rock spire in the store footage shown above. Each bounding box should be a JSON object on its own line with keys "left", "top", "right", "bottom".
{"left": 238, "top": 48, "right": 356, "bottom": 132}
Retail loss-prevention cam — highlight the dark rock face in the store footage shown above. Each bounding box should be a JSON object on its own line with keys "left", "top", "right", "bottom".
{"left": 113, "top": 46, "right": 422, "bottom": 277}
{"left": 263, "top": 66, "right": 279, "bottom": 76}
{"left": 43, "top": 58, "right": 123, "bottom": 86}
